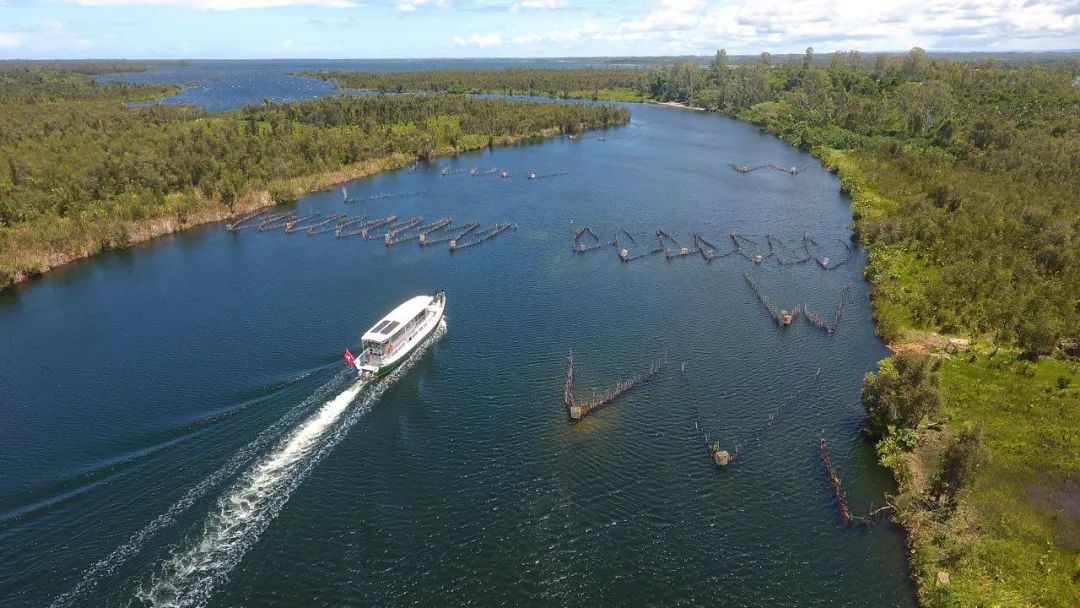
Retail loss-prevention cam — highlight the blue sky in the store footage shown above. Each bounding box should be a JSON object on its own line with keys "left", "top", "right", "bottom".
{"left": 1, "top": 0, "right": 1078, "bottom": 59}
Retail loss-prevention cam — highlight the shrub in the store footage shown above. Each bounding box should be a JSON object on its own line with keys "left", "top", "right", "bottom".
{"left": 931, "top": 425, "right": 988, "bottom": 501}
{"left": 862, "top": 353, "right": 942, "bottom": 437}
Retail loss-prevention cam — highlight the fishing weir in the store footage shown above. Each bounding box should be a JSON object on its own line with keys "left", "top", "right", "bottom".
{"left": 449, "top": 223, "right": 513, "bottom": 251}
{"left": 744, "top": 272, "right": 798, "bottom": 326}
{"left": 362, "top": 216, "right": 413, "bottom": 240}
{"left": 695, "top": 422, "right": 738, "bottom": 467}
{"left": 730, "top": 163, "right": 768, "bottom": 174}
{"left": 356, "top": 189, "right": 425, "bottom": 202}
{"left": 372, "top": 217, "right": 422, "bottom": 241}
{"left": 422, "top": 221, "right": 480, "bottom": 247}
{"left": 528, "top": 170, "right": 568, "bottom": 180}
{"left": 731, "top": 233, "right": 774, "bottom": 264}
{"left": 258, "top": 212, "right": 297, "bottom": 232}
{"left": 819, "top": 435, "right": 854, "bottom": 526}
{"left": 804, "top": 284, "right": 850, "bottom": 334}
{"left": 730, "top": 162, "right": 810, "bottom": 175}
{"left": 562, "top": 351, "right": 666, "bottom": 420}
{"left": 572, "top": 227, "right": 603, "bottom": 253}
{"left": 770, "top": 164, "right": 811, "bottom": 175}
{"left": 337, "top": 215, "right": 393, "bottom": 238}
{"left": 304, "top": 214, "right": 348, "bottom": 235}
{"left": 575, "top": 227, "right": 856, "bottom": 273}
{"left": 385, "top": 218, "right": 453, "bottom": 246}
{"left": 615, "top": 229, "right": 664, "bottom": 262}
{"left": 332, "top": 215, "right": 367, "bottom": 235}
{"left": 772, "top": 234, "right": 815, "bottom": 266}
{"left": 284, "top": 213, "right": 330, "bottom": 233}
{"left": 693, "top": 233, "right": 722, "bottom": 261}
{"left": 225, "top": 210, "right": 267, "bottom": 231}
{"left": 333, "top": 215, "right": 390, "bottom": 237}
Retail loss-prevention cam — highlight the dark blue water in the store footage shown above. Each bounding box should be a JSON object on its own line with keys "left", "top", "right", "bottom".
{"left": 1, "top": 64, "right": 914, "bottom": 607}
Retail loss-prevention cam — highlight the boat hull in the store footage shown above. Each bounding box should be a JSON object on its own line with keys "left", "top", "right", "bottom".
{"left": 355, "top": 293, "right": 445, "bottom": 380}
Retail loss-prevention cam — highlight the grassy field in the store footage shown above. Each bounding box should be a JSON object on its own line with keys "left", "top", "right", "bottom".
{"left": 899, "top": 350, "right": 1080, "bottom": 607}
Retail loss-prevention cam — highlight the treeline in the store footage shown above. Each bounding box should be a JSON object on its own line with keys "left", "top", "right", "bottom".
{"left": 307, "top": 68, "right": 648, "bottom": 101}
{"left": 0, "top": 66, "right": 628, "bottom": 287}
{"left": 0, "top": 59, "right": 178, "bottom": 75}
{"left": 645, "top": 49, "right": 1080, "bottom": 356}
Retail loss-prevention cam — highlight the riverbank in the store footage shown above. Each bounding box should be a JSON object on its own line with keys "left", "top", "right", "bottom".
{"left": 811, "top": 145, "right": 1080, "bottom": 607}
{"left": 0, "top": 67, "right": 628, "bottom": 291}
{"left": 653, "top": 100, "right": 704, "bottom": 111}
{"left": 1, "top": 153, "right": 404, "bottom": 288}
{"left": 0, "top": 127, "right": 579, "bottom": 291}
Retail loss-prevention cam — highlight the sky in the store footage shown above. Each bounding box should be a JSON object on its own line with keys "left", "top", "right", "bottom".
{"left": 0, "top": 0, "right": 1078, "bottom": 59}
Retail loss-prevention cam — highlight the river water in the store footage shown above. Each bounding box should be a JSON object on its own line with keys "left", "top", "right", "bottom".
{"left": 0, "top": 61, "right": 915, "bottom": 607}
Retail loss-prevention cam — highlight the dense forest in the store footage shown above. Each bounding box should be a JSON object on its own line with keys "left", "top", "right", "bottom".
{"left": 307, "top": 68, "right": 647, "bottom": 101}
{"left": 0, "top": 66, "right": 628, "bottom": 287}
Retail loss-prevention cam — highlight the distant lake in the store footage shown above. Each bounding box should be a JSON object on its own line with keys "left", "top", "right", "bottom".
{"left": 97, "top": 58, "right": 618, "bottom": 111}
{"left": 1, "top": 62, "right": 914, "bottom": 607}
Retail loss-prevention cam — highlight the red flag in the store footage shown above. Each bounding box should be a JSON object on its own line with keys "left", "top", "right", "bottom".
{"left": 343, "top": 348, "right": 355, "bottom": 367}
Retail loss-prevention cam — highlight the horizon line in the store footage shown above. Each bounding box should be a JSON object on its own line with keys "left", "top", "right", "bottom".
{"left": 4, "top": 49, "right": 1080, "bottom": 63}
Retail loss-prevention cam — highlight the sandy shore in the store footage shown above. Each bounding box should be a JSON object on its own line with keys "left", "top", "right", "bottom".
{"left": 654, "top": 100, "right": 705, "bottom": 111}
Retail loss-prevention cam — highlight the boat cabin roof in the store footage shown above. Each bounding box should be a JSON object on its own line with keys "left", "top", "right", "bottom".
{"left": 362, "top": 295, "right": 432, "bottom": 342}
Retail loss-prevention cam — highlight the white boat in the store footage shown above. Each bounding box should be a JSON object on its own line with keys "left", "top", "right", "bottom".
{"left": 345, "top": 291, "right": 445, "bottom": 380}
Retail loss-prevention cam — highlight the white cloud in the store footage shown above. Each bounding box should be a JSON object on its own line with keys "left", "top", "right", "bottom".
{"left": 510, "top": 0, "right": 565, "bottom": 12}
{"left": 0, "top": 32, "right": 26, "bottom": 49}
{"left": 0, "top": 19, "right": 102, "bottom": 55}
{"left": 452, "top": 32, "right": 503, "bottom": 47}
{"left": 690, "top": 0, "right": 1080, "bottom": 51}
{"left": 507, "top": 22, "right": 598, "bottom": 45}
{"left": 396, "top": 0, "right": 449, "bottom": 13}
{"left": 0, "top": 19, "right": 69, "bottom": 51}
{"left": 67, "top": 0, "right": 362, "bottom": 9}
{"left": 472, "top": 0, "right": 1080, "bottom": 54}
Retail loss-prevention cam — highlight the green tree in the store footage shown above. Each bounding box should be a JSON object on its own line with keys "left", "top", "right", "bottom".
{"left": 862, "top": 353, "right": 943, "bottom": 437}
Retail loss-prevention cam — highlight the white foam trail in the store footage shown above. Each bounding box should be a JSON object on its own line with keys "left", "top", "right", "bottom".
{"left": 49, "top": 370, "right": 346, "bottom": 608}
{"left": 137, "top": 322, "right": 445, "bottom": 608}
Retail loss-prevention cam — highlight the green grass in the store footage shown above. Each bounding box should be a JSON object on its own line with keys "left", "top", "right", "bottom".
{"left": 908, "top": 353, "right": 1080, "bottom": 607}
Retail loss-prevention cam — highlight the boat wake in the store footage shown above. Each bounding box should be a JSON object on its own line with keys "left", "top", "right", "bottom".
{"left": 135, "top": 320, "right": 445, "bottom": 608}
{"left": 48, "top": 370, "right": 346, "bottom": 608}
